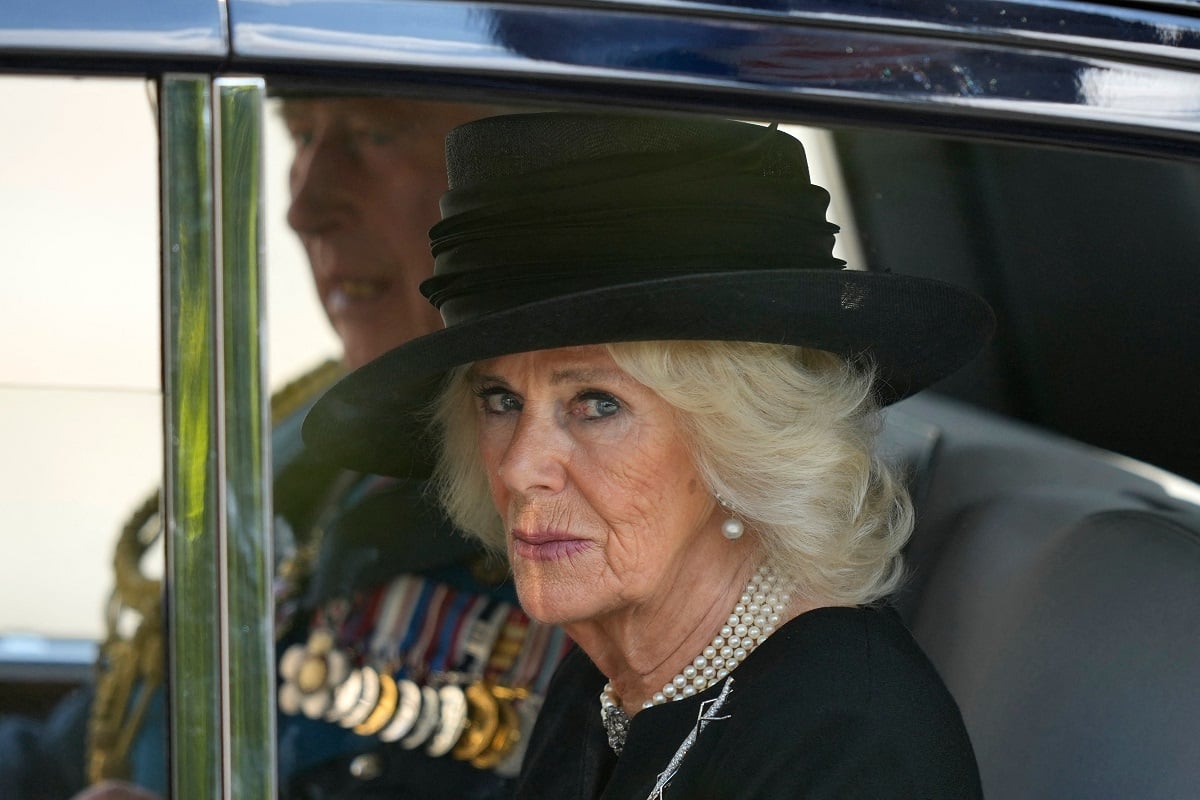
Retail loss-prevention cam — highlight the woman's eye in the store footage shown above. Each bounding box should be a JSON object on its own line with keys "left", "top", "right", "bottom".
{"left": 476, "top": 388, "right": 521, "bottom": 415}
{"left": 577, "top": 392, "right": 621, "bottom": 420}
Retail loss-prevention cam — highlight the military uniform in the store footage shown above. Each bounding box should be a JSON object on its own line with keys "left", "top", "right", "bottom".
{"left": 4, "top": 361, "right": 566, "bottom": 799}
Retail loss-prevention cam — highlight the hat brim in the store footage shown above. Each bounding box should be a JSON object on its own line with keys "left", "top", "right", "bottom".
{"left": 303, "top": 269, "right": 994, "bottom": 477}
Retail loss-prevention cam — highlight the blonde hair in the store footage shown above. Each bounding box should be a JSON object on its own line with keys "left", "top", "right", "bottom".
{"left": 432, "top": 340, "right": 912, "bottom": 606}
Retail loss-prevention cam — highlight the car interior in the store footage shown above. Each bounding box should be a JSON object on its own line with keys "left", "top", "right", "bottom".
{"left": 848, "top": 130, "right": 1200, "bottom": 796}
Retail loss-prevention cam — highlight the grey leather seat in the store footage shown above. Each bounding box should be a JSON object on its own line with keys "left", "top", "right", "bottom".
{"left": 883, "top": 394, "right": 1200, "bottom": 799}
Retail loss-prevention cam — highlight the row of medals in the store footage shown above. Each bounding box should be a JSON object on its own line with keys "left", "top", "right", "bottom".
{"left": 279, "top": 630, "right": 529, "bottom": 774}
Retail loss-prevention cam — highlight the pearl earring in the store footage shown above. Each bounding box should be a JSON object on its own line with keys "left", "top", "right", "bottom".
{"left": 716, "top": 494, "right": 744, "bottom": 540}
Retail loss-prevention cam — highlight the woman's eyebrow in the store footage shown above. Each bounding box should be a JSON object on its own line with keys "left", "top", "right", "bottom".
{"left": 550, "top": 367, "right": 625, "bottom": 386}
{"left": 470, "top": 366, "right": 627, "bottom": 386}
{"left": 471, "top": 371, "right": 505, "bottom": 385}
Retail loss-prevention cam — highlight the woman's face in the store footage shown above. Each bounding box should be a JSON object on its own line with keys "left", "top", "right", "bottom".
{"left": 473, "top": 345, "right": 722, "bottom": 625}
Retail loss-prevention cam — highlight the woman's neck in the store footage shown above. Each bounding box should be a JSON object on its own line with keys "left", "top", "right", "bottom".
{"left": 565, "top": 540, "right": 760, "bottom": 713}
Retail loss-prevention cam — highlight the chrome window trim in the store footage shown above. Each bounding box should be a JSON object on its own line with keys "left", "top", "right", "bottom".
{"left": 161, "top": 73, "right": 272, "bottom": 800}
{"left": 495, "top": 0, "right": 1200, "bottom": 67}
{"left": 215, "top": 76, "right": 275, "bottom": 800}
{"left": 3, "top": 0, "right": 1199, "bottom": 152}
{"left": 161, "top": 73, "right": 221, "bottom": 799}
{"left": 228, "top": 0, "right": 1200, "bottom": 156}
{"left": 0, "top": 0, "right": 226, "bottom": 61}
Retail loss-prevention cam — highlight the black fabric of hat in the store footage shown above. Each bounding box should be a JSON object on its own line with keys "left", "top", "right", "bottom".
{"left": 303, "top": 112, "right": 994, "bottom": 477}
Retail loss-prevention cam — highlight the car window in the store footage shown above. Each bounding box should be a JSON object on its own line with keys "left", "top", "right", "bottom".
{"left": 0, "top": 77, "right": 160, "bottom": 638}
{"left": 0, "top": 76, "right": 160, "bottom": 714}
{"left": 0, "top": 71, "right": 336, "bottom": 720}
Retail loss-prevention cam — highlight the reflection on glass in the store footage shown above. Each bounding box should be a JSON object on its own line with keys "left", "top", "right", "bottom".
{"left": 0, "top": 76, "right": 162, "bottom": 791}
{"left": 0, "top": 76, "right": 160, "bottom": 639}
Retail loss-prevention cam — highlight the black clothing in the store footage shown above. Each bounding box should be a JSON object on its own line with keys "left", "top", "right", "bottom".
{"left": 517, "top": 606, "right": 981, "bottom": 799}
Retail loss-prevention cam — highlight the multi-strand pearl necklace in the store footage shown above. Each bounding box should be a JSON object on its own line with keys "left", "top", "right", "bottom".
{"left": 599, "top": 565, "right": 789, "bottom": 754}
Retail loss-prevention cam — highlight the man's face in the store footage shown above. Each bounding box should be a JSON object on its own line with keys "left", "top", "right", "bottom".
{"left": 283, "top": 97, "right": 485, "bottom": 369}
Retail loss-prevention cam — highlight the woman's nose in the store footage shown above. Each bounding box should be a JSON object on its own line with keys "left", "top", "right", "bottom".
{"left": 496, "top": 411, "right": 569, "bottom": 497}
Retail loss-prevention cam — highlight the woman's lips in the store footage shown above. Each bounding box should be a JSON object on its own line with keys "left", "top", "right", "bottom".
{"left": 510, "top": 531, "right": 591, "bottom": 562}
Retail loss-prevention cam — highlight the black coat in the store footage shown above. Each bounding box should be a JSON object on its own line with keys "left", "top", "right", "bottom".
{"left": 517, "top": 606, "right": 982, "bottom": 799}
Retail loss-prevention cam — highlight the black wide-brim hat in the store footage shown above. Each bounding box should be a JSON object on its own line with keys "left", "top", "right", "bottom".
{"left": 304, "top": 112, "right": 994, "bottom": 477}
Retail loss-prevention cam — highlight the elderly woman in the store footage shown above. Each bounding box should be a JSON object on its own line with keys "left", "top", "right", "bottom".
{"left": 306, "top": 112, "right": 991, "bottom": 798}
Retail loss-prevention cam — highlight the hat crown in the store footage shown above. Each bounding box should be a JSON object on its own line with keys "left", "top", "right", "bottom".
{"left": 424, "top": 113, "right": 842, "bottom": 326}
{"left": 443, "top": 112, "right": 813, "bottom": 192}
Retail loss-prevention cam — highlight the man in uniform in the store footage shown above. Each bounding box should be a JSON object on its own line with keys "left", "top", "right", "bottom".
{"left": 2, "top": 93, "right": 564, "bottom": 800}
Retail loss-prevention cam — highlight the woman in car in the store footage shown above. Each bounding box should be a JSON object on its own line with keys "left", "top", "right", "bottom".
{"left": 305, "top": 111, "right": 991, "bottom": 797}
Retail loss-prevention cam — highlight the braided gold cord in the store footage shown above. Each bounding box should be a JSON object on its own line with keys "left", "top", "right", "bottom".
{"left": 88, "top": 492, "right": 162, "bottom": 783}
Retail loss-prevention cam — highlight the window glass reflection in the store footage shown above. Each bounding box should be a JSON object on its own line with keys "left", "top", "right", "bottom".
{"left": 0, "top": 75, "right": 161, "bottom": 792}
{"left": 0, "top": 76, "right": 160, "bottom": 644}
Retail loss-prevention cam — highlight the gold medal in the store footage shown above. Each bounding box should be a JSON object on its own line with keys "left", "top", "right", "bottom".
{"left": 354, "top": 672, "right": 399, "bottom": 736}
{"left": 452, "top": 681, "right": 501, "bottom": 760}
{"left": 469, "top": 693, "right": 521, "bottom": 769}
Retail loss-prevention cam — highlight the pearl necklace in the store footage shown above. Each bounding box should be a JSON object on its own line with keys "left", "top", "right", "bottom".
{"left": 599, "top": 565, "right": 789, "bottom": 754}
